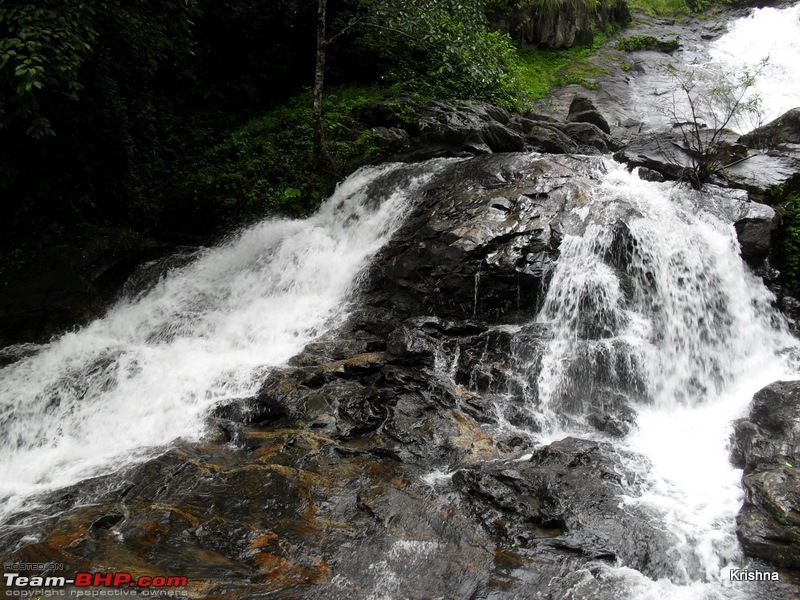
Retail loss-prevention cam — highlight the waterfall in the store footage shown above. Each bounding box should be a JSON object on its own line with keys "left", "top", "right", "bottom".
{"left": 709, "top": 3, "right": 800, "bottom": 125}
{"left": 0, "top": 161, "right": 447, "bottom": 521}
{"left": 527, "top": 160, "right": 799, "bottom": 597}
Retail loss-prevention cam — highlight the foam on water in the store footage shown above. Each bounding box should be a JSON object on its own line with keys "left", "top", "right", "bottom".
{"left": 531, "top": 161, "right": 799, "bottom": 598}
{"left": 709, "top": 3, "right": 800, "bottom": 125}
{"left": 0, "top": 161, "right": 447, "bottom": 521}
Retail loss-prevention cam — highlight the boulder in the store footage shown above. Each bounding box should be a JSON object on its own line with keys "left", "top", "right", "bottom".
{"left": 734, "top": 217, "right": 775, "bottom": 260}
{"left": 739, "top": 107, "right": 800, "bottom": 149}
{"left": 361, "top": 153, "right": 599, "bottom": 322}
{"left": 402, "top": 100, "right": 622, "bottom": 160}
{"left": 732, "top": 380, "right": 800, "bottom": 569}
{"left": 411, "top": 101, "right": 526, "bottom": 158}
{"left": 567, "top": 95, "right": 612, "bottom": 134}
{"left": 453, "top": 438, "right": 678, "bottom": 578}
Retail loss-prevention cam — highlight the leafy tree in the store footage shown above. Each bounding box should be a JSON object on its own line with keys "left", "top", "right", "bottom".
{"left": 357, "top": 0, "right": 520, "bottom": 104}
{"left": 662, "top": 59, "right": 767, "bottom": 189}
{"left": 0, "top": 0, "right": 198, "bottom": 228}
{"left": 0, "top": 2, "right": 98, "bottom": 138}
{"left": 312, "top": 0, "right": 521, "bottom": 165}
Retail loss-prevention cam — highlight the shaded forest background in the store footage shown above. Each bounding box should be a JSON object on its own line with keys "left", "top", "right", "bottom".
{"left": 1, "top": 0, "right": 634, "bottom": 242}
{"left": 4, "top": 0, "right": 800, "bottom": 345}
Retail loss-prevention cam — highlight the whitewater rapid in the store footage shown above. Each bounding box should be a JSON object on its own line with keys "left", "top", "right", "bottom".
{"left": 528, "top": 160, "right": 799, "bottom": 599}
{"left": 709, "top": 2, "right": 800, "bottom": 125}
{"left": 0, "top": 161, "right": 446, "bottom": 521}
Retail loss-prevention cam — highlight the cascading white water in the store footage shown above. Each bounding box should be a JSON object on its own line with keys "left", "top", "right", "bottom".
{"left": 531, "top": 160, "right": 799, "bottom": 598}
{"left": 709, "top": 2, "right": 800, "bottom": 124}
{"left": 0, "top": 161, "right": 446, "bottom": 522}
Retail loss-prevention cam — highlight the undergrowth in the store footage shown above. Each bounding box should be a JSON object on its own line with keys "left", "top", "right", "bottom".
{"left": 514, "top": 32, "right": 612, "bottom": 102}
{"left": 776, "top": 193, "right": 800, "bottom": 297}
{"left": 138, "top": 87, "right": 424, "bottom": 234}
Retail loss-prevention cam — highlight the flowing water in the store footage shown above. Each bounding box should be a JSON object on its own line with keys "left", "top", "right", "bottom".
{"left": 709, "top": 2, "right": 800, "bottom": 125}
{"left": 524, "top": 160, "right": 800, "bottom": 598}
{"left": 1, "top": 6, "right": 799, "bottom": 600}
{"left": 0, "top": 161, "right": 447, "bottom": 521}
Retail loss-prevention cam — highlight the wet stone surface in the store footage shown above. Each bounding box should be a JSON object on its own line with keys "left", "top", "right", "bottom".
{"left": 0, "top": 152, "right": 684, "bottom": 598}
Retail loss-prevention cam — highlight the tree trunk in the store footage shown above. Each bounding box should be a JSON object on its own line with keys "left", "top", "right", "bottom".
{"left": 312, "top": 0, "right": 333, "bottom": 170}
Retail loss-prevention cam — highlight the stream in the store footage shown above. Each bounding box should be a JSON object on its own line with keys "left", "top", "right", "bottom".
{"left": 1, "top": 4, "right": 799, "bottom": 599}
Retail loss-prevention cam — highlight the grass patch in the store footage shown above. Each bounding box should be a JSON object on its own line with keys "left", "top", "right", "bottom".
{"left": 628, "top": 0, "right": 730, "bottom": 17}
{"left": 514, "top": 35, "right": 610, "bottom": 102}
{"left": 628, "top": 0, "right": 690, "bottom": 16}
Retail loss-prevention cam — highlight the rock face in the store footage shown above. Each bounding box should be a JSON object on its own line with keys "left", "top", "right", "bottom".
{"left": 567, "top": 95, "right": 612, "bottom": 135}
{"left": 401, "top": 100, "right": 621, "bottom": 160}
{"left": 453, "top": 438, "right": 677, "bottom": 576}
{"left": 361, "top": 153, "right": 593, "bottom": 322}
{"left": 732, "top": 380, "right": 800, "bottom": 569}
{"left": 489, "top": 0, "right": 631, "bottom": 49}
{"left": 740, "top": 107, "right": 800, "bottom": 149}
{"left": 0, "top": 153, "right": 681, "bottom": 598}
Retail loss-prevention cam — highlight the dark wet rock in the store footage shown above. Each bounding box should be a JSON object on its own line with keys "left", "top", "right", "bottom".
{"left": 732, "top": 380, "right": 800, "bottom": 570}
{"left": 636, "top": 166, "right": 665, "bottom": 182}
{"left": 587, "top": 393, "right": 637, "bottom": 437}
{"left": 561, "top": 122, "right": 618, "bottom": 152}
{"left": 121, "top": 246, "right": 203, "bottom": 299}
{"left": 778, "top": 296, "right": 800, "bottom": 337}
{"left": 411, "top": 100, "right": 526, "bottom": 158}
{"left": 453, "top": 438, "right": 677, "bottom": 577}
{"left": 1, "top": 430, "right": 624, "bottom": 599}
{"left": 613, "top": 130, "right": 690, "bottom": 181}
{"left": 370, "top": 126, "right": 413, "bottom": 154}
{"left": 399, "top": 100, "right": 623, "bottom": 160}
{"left": 489, "top": 0, "right": 630, "bottom": 49}
{"left": 510, "top": 115, "right": 581, "bottom": 154}
{"left": 611, "top": 125, "right": 799, "bottom": 199}
{"left": 740, "top": 108, "right": 800, "bottom": 149}
{"left": 722, "top": 151, "right": 800, "bottom": 198}
{"left": 735, "top": 217, "right": 775, "bottom": 260}
{"left": 567, "top": 95, "right": 612, "bottom": 135}
{"left": 731, "top": 381, "right": 800, "bottom": 472}
{"left": 362, "top": 153, "right": 601, "bottom": 322}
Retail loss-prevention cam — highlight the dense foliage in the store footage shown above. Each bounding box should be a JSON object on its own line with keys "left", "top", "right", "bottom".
{"left": 0, "top": 0, "right": 533, "bottom": 239}
{"left": 775, "top": 190, "right": 800, "bottom": 298}
{"left": 0, "top": 0, "right": 715, "bottom": 243}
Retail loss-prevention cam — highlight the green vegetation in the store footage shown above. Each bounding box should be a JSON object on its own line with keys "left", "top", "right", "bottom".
{"left": 0, "top": 0, "right": 637, "bottom": 247}
{"left": 628, "top": 0, "right": 727, "bottom": 17}
{"left": 514, "top": 35, "right": 611, "bottom": 100}
{"left": 628, "top": 0, "right": 690, "bottom": 16}
{"left": 153, "top": 88, "right": 421, "bottom": 229}
{"left": 775, "top": 191, "right": 800, "bottom": 297}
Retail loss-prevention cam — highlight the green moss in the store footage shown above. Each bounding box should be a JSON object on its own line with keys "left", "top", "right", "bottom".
{"left": 513, "top": 35, "right": 609, "bottom": 102}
